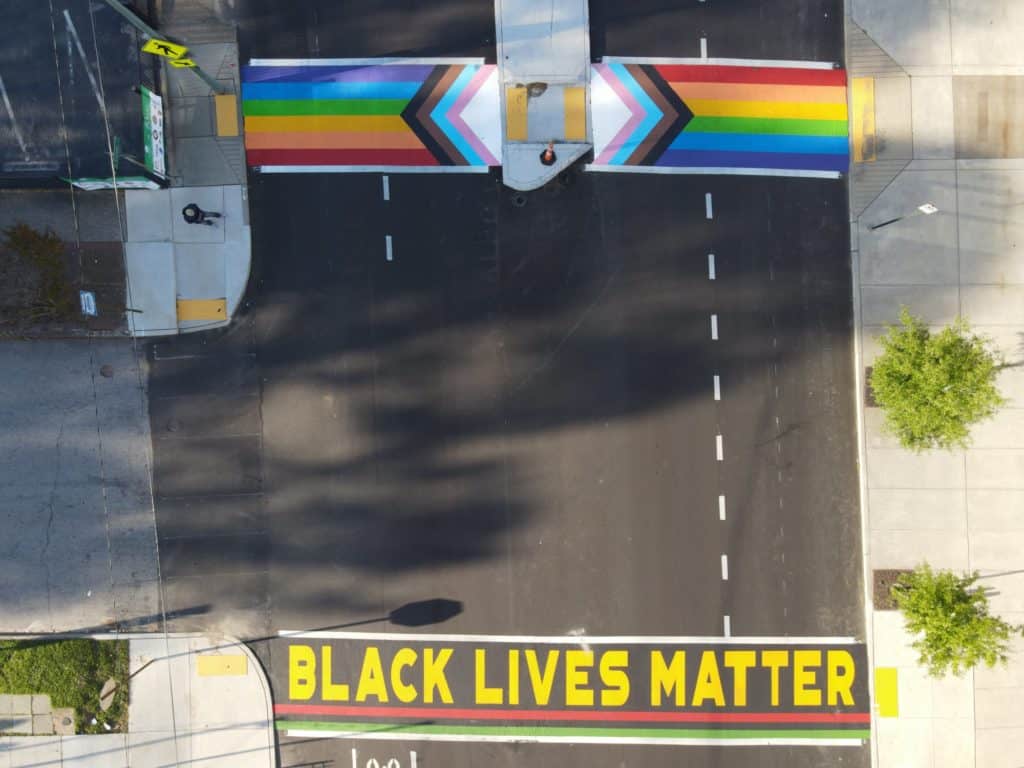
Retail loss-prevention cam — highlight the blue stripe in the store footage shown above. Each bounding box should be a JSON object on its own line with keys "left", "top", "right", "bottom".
{"left": 670, "top": 132, "right": 849, "bottom": 155}
{"left": 241, "top": 81, "right": 422, "bottom": 101}
{"left": 609, "top": 62, "right": 662, "bottom": 166}
{"left": 431, "top": 65, "right": 482, "bottom": 166}
{"left": 656, "top": 149, "right": 849, "bottom": 172}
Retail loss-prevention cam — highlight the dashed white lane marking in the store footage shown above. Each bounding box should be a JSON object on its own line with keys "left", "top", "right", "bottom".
{"left": 713, "top": 374, "right": 721, "bottom": 401}
{"left": 385, "top": 235, "right": 393, "bottom": 261}
{"left": 721, "top": 555, "right": 729, "bottom": 580}
{"left": 351, "top": 747, "right": 358, "bottom": 768}
{"left": 715, "top": 434, "right": 724, "bottom": 461}
{"left": 705, "top": 192, "right": 713, "bottom": 219}
{"left": 0, "top": 74, "right": 28, "bottom": 160}
{"left": 710, "top": 314, "right": 718, "bottom": 340}
{"left": 700, "top": 37, "right": 708, "bottom": 59}
{"left": 718, "top": 494, "right": 726, "bottom": 521}
{"left": 62, "top": 10, "right": 105, "bottom": 115}
{"left": 723, "top": 615, "right": 731, "bottom": 637}
{"left": 707, "top": 252, "right": 716, "bottom": 280}
{"left": 382, "top": 175, "right": 390, "bottom": 200}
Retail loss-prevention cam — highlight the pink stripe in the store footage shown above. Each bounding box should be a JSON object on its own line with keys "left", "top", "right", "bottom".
{"left": 447, "top": 65, "right": 498, "bottom": 166}
{"left": 595, "top": 64, "right": 643, "bottom": 164}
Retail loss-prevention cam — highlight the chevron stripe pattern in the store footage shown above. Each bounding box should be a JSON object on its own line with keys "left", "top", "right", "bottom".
{"left": 592, "top": 60, "right": 849, "bottom": 175}
{"left": 242, "top": 62, "right": 501, "bottom": 168}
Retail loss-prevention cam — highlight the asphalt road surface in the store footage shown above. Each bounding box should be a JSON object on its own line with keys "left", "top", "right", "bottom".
{"left": 144, "top": 1, "right": 865, "bottom": 766}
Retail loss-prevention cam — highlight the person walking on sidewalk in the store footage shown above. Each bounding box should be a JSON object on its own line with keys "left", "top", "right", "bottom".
{"left": 182, "top": 203, "right": 222, "bottom": 226}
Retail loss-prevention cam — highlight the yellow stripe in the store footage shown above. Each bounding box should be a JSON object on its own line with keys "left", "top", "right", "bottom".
{"left": 564, "top": 86, "right": 586, "bottom": 141}
{"left": 506, "top": 86, "right": 528, "bottom": 141}
{"left": 851, "top": 77, "right": 876, "bottom": 163}
{"left": 687, "top": 99, "right": 848, "bottom": 121}
{"left": 244, "top": 115, "right": 410, "bottom": 133}
{"left": 875, "top": 668, "right": 898, "bottom": 718}
{"left": 197, "top": 655, "right": 248, "bottom": 676}
{"left": 215, "top": 94, "right": 239, "bottom": 137}
{"left": 177, "top": 298, "right": 226, "bottom": 321}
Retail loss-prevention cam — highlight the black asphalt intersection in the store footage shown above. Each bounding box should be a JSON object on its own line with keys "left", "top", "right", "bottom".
{"left": 143, "top": 1, "right": 865, "bottom": 766}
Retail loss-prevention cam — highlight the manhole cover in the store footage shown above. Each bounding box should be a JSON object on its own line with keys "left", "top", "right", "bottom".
{"left": 99, "top": 364, "right": 114, "bottom": 378}
{"left": 511, "top": 193, "right": 527, "bottom": 208}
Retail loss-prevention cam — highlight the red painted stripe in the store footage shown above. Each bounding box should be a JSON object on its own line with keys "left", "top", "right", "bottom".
{"left": 656, "top": 65, "right": 847, "bottom": 87}
{"left": 246, "top": 148, "right": 441, "bottom": 166}
{"left": 274, "top": 704, "right": 870, "bottom": 724}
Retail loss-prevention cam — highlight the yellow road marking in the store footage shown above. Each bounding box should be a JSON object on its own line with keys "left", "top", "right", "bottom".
{"left": 564, "top": 86, "right": 586, "bottom": 140}
{"left": 686, "top": 98, "right": 848, "bottom": 121}
{"left": 875, "top": 667, "right": 898, "bottom": 717}
{"left": 177, "top": 298, "right": 226, "bottom": 321}
{"left": 506, "top": 86, "right": 528, "bottom": 141}
{"left": 215, "top": 94, "right": 240, "bottom": 137}
{"left": 198, "top": 654, "right": 248, "bottom": 676}
{"left": 851, "top": 77, "right": 876, "bottom": 162}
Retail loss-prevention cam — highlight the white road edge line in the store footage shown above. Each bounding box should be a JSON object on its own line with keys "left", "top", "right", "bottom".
{"left": 277, "top": 629, "right": 857, "bottom": 643}
{"left": 382, "top": 175, "right": 390, "bottom": 200}
{"left": 705, "top": 192, "right": 713, "bottom": 219}
{"left": 707, "top": 252, "right": 716, "bottom": 280}
{"left": 710, "top": 313, "right": 718, "bottom": 340}
{"left": 285, "top": 731, "right": 864, "bottom": 747}
{"left": 713, "top": 374, "right": 721, "bottom": 401}
{"left": 718, "top": 494, "right": 726, "bottom": 520}
{"left": 721, "top": 554, "right": 729, "bottom": 580}
{"left": 723, "top": 615, "right": 731, "bottom": 637}
{"left": 715, "top": 434, "right": 724, "bottom": 461}
{"left": 604, "top": 56, "right": 838, "bottom": 70}
{"left": 386, "top": 235, "right": 393, "bottom": 261}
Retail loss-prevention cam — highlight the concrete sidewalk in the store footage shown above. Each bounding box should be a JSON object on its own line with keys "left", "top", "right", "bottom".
{"left": 0, "top": 634, "right": 275, "bottom": 768}
{"left": 848, "top": 1, "right": 1024, "bottom": 767}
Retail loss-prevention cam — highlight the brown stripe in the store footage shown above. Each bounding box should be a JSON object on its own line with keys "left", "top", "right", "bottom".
{"left": 417, "top": 65, "right": 465, "bottom": 164}
{"left": 626, "top": 65, "right": 677, "bottom": 165}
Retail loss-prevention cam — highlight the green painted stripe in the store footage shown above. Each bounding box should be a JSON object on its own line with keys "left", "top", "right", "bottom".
{"left": 277, "top": 721, "right": 870, "bottom": 740}
{"left": 686, "top": 116, "right": 848, "bottom": 137}
{"left": 242, "top": 99, "right": 409, "bottom": 117}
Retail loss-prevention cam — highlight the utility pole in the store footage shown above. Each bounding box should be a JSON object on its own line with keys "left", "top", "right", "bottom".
{"left": 96, "top": 0, "right": 228, "bottom": 94}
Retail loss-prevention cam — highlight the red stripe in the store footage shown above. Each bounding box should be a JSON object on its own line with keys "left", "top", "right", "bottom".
{"left": 274, "top": 703, "right": 870, "bottom": 724}
{"left": 246, "top": 148, "right": 441, "bottom": 166}
{"left": 655, "top": 65, "right": 847, "bottom": 87}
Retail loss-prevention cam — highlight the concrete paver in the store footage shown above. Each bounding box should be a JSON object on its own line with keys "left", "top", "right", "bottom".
{"left": 911, "top": 78, "right": 955, "bottom": 158}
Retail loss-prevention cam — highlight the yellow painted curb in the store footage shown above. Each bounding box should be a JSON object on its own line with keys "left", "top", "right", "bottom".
{"left": 198, "top": 654, "right": 248, "bottom": 676}
{"left": 215, "top": 94, "right": 240, "bottom": 137}
{"left": 851, "top": 77, "right": 876, "bottom": 163}
{"left": 177, "top": 298, "right": 226, "bottom": 322}
{"left": 875, "top": 667, "right": 898, "bottom": 717}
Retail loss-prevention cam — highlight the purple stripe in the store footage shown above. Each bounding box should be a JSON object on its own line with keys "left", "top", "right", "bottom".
{"left": 655, "top": 149, "right": 849, "bottom": 172}
{"left": 243, "top": 65, "right": 434, "bottom": 84}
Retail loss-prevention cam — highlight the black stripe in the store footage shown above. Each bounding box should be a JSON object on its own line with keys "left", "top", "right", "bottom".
{"left": 400, "top": 66, "right": 453, "bottom": 165}
{"left": 639, "top": 64, "right": 693, "bottom": 166}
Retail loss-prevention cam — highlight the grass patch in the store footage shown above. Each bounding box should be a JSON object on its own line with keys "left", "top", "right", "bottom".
{"left": 0, "top": 639, "right": 129, "bottom": 733}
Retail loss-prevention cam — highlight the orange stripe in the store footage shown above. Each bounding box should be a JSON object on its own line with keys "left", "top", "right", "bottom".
{"left": 670, "top": 82, "right": 847, "bottom": 104}
{"left": 245, "top": 131, "right": 426, "bottom": 150}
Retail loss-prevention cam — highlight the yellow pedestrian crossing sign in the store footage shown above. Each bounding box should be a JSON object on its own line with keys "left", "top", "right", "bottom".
{"left": 142, "top": 38, "right": 188, "bottom": 60}
{"left": 169, "top": 58, "right": 197, "bottom": 69}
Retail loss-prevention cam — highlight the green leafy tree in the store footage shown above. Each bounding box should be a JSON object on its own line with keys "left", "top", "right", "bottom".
{"left": 891, "top": 564, "right": 1022, "bottom": 677}
{"left": 870, "top": 309, "right": 1005, "bottom": 451}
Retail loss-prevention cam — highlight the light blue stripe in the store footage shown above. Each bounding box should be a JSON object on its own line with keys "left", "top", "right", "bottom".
{"left": 609, "top": 62, "right": 662, "bottom": 166}
{"left": 242, "top": 81, "right": 422, "bottom": 102}
{"left": 669, "top": 132, "right": 850, "bottom": 155}
{"left": 431, "top": 65, "right": 482, "bottom": 165}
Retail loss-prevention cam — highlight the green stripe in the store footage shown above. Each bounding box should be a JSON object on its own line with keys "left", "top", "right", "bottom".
{"left": 687, "top": 116, "right": 848, "bottom": 137}
{"left": 242, "top": 99, "right": 408, "bottom": 117}
{"left": 277, "top": 720, "right": 869, "bottom": 740}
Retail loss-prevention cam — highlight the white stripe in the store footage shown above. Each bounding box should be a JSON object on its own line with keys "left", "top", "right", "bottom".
{"left": 707, "top": 253, "right": 716, "bottom": 280}
{"left": 382, "top": 175, "right": 390, "bottom": 200}
{"left": 603, "top": 56, "right": 839, "bottom": 70}
{"left": 0, "top": 74, "right": 28, "bottom": 160}
{"left": 411, "top": 751, "right": 418, "bottom": 768}
{"left": 351, "top": 747, "right": 358, "bottom": 768}
{"left": 718, "top": 494, "right": 726, "bottom": 520}
{"left": 700, "top": 38, "right": 708, "bottom": 59}
{"left": 585, "top": 164, "right": 842, "bottom": 179}
{"left": 63, "top": 11, "right": 105, "bottom": 116}
{"left": 716, "top": 434, "right": 724, "bottom": 461}
{"left": 713, "top": 374, "right": 721, "bottom": 401}
{"left": 276, "top": 629, "right": 857, "bottom": 644}
{"left": 723, "top": 615, "right": 731, "bottom": 637}
{"left": 710, "top": 314, "right": 718, "bottom": 340}
{"left": 259, "top": 165, "right": 490, "bottom": 174}
{"left": 721, "top": 554, "right": 729, "bottom": 580}
{"left": 705, "top": 192, "right": 713, "bottom": 219}
{"left": 284, "top": 730, "right": 864, "bottom": 747}
{"left": 249, "top": 57, "right": 486, "bottom": 66}
{"left": 385, "top": 235, "right": 393, "bottom": 261}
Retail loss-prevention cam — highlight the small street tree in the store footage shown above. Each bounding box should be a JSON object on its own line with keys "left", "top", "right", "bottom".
{"left": 870, "top": 309, "right": 1005, "bottom": 451}
{"left": 891, "top": 564, "right": 1022, "bottom": 677}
